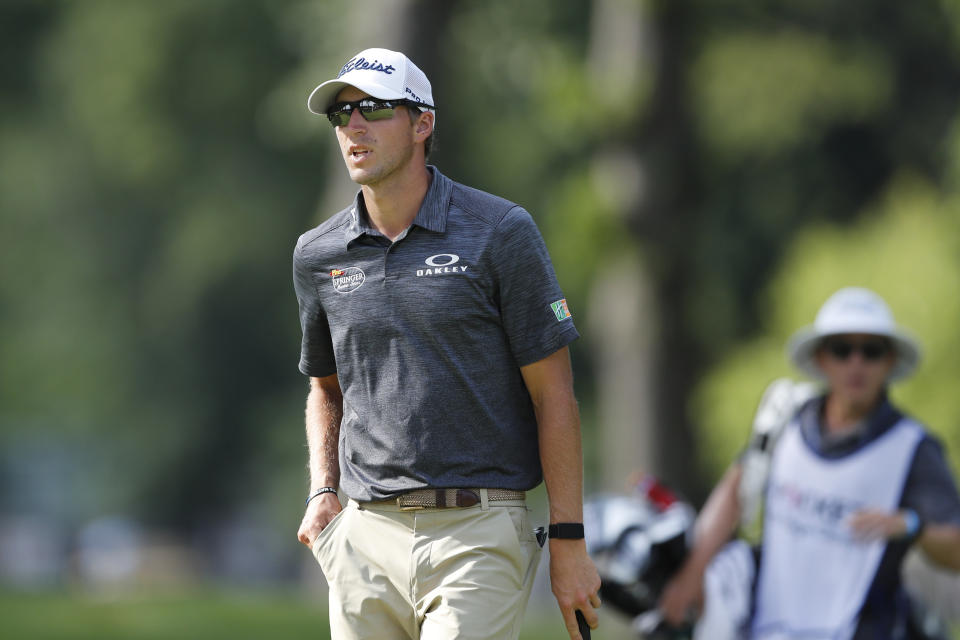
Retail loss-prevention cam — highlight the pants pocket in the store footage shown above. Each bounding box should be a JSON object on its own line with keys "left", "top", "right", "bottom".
{"left": 312, "top": 505, "right": 349, "bottom": 571}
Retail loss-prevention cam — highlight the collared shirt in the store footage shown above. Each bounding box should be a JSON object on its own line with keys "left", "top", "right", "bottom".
{"left": 293, "top": 167, "right": 579, "bottom": 501}
{"left": 795, "top": 395, "right": 960, "bottom": 529}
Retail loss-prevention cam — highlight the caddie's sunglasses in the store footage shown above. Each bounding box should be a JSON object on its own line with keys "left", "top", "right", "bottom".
{"left": 326, "top": 98, "right": 436, "bottom": 127}
{"left": 823, "top": 338, "right": 892, "bottom": 361}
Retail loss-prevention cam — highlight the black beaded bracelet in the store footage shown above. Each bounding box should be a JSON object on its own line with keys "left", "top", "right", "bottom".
{"left": 548, "top": 523, "right": 585, "bottom": 539}
{"left": 305, "top": 487, "right": 338, "bottom": 506}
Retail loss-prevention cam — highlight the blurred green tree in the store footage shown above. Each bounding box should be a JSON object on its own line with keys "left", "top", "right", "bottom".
{"left": 0, "top": 0, "right": 329, "bottom": 529}
{"left": 693, "top": 175, "right": 960, "bottom": 476}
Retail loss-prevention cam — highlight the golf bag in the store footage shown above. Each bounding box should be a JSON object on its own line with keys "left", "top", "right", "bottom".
{"left": 583, "top": 474, "right": 698, "bottom": 639}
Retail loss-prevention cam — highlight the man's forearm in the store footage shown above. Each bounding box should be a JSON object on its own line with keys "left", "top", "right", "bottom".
{"left": 522, "top": 348, "right": 584, "bottom": 523}
{"left": 306, "top": 375, "right": 343, "bottom": 490}
{"left": 521, "top": 347, "right": 601, "bottom": 638}
{"left": 537, "top": 393, "right": 584, "bottom": 523}
{"left": 918, "top": 523, "right": 960, "bottom": 571}
{"left": 685, "top": 464, "right": 744, "bottom": 572}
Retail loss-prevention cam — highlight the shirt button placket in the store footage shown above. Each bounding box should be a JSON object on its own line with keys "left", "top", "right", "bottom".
{"left": 384, "top": 233, "right": 409, "bottom": 285}
{"left": 383, "top": 243, "right": 393, "bottom": 287}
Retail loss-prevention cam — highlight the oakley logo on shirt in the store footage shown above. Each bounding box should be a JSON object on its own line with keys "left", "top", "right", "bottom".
{"left": 417, "top": 254, "right": 469, "bottom": 277}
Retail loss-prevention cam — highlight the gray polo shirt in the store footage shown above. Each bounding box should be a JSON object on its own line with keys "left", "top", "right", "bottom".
{"left": 293, "top": 167, "right": 579, "bottom": 501}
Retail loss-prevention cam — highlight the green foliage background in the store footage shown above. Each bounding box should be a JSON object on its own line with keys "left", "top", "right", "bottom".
{"left": 694, "top": 176, "right": 960, "bottom": 476}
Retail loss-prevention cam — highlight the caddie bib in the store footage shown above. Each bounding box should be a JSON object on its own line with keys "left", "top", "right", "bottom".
{"left": 751, "top": 418, "right": 923, "bottom": 640}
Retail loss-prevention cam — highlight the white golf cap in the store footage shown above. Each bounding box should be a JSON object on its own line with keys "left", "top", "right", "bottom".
{"left": 787, "top": 287, "right": 921, "bottom": 383}
{"left": 307, "top": 48, "right": 435, "bottom": 117}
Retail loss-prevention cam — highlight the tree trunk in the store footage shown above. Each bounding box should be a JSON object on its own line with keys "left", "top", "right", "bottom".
{"left": 586, "top": 0, "right": 707, "bottom": 501}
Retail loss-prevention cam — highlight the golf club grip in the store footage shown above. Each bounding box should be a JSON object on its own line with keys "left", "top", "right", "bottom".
{"left": 576, "top": 610, "right": 591, "bottom": 639}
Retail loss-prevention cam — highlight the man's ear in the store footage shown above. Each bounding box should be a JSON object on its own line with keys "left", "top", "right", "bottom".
{"left": 414, "top": 111, "right": 434, "bottom": 141}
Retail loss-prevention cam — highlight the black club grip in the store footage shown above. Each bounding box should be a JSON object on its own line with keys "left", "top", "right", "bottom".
{"left": 576, "top": 610, "right": 591, "bottom": 639}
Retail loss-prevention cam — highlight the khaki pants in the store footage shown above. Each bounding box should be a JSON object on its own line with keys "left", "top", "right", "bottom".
{"left": 313, "top": 497, "right": 542, "bottom": 640}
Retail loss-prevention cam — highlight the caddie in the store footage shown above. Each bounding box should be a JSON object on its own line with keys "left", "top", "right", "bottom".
{"left": 292, "top": 48, "right": 601, "bottom": 640}
{"left": 659, "top": 287, "right": 960, "bottom": 639}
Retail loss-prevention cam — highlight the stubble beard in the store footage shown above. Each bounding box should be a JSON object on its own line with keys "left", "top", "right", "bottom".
{"left": 347, "top": 140, "right": 416, "bottom": 189}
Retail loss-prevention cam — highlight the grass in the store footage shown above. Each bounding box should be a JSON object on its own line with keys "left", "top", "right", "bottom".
{"left": 5, "top": 589, "right": 951, "bottom": 639}
{"left": 0, "top": 588, "right": 570, "bottom": 640}
{"left": 0, "top": 588, "right": 323, "bottom": 640}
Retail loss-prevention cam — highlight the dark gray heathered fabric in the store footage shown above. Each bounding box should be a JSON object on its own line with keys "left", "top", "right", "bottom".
{"left": 293, "top": 167, "right": 579, "bottom": 501}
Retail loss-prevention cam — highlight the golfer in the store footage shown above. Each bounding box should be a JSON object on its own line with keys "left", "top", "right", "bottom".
{"left": 292, "top": 48, "right": 600, "bottom": 640}
{"left": 660, "top": 287, "right": 960, "bottom": 639}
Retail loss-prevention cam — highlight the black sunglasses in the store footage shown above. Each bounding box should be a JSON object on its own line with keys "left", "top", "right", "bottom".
{"left": 325, "top": 98, "right": 435, "bottom": 127}
{"left": 823, "top": 338, "right": 892, "bottom": 361}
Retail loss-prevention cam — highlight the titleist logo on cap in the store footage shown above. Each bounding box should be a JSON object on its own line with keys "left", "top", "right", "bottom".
{"left": 338, "top": 57, "right": 396, "bottom": 78}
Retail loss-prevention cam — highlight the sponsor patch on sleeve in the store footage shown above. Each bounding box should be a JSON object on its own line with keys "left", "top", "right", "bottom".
{"left": 550, "top": 299, "right": 572, "bottom": 321}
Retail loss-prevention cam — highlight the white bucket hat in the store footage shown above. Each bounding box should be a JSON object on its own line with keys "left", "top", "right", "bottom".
{"left": 787, "top": 287, "right": 921, "bottom": 383}
{"left": 307, "top": 48, "right": 435, "bottom": 119}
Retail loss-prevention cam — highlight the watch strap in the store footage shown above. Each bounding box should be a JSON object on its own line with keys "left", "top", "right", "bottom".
{"left": 548, "top": 522, "right": 585, "bottom": 539}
